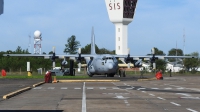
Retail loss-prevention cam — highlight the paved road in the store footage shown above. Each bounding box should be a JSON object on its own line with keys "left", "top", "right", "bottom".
{"left": 0, "top": 76, "right": 200, "bottom": 112}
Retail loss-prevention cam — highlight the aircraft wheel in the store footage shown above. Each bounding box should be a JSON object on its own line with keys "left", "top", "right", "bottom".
{"left": 51, "top": 72, "right": 56, "bottom": 76}
{"left": 106, "top": 74, "right": 110, "bottom": 77}
{"left": 87, "top": 72, "right": 93, "bottom": 77}
{"left": 73, "top": 69, "right": 75, "bottom": 76}
{"left": 118, "top": 70, "right": 121, "bottom": 77}
{"left": 63, "top": 72, "right": 68, "bottom": 76}
{"left": 87, "top": 68, "right": 93, "bottom": 77}
{"left": 122, "top": 71, "right": 126, "bottom": 77}
{"left": 109, "top": 74, "right": 114, "bottom": 77}
{"left": 88, "top": 74, "right": 93, "bottom": 77}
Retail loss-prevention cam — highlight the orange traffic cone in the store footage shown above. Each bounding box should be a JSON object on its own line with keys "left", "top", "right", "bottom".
{"left": 52, "top": 76, "right": 58, "bottom": 83}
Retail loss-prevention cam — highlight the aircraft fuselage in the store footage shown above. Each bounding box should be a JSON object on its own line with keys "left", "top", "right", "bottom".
{"left": 87, "top": 54, "right": 118, "bottom": 77}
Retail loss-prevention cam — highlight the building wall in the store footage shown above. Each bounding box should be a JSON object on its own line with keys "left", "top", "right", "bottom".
{"left": 0, "top": 0, "right": 3, "bottom": 15}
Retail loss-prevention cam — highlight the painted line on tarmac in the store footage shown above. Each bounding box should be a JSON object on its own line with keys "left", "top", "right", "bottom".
{"left": 164, "top": 87, "right": 172, "bottom": 90}
{"left": 3, "top": 87, "right": 31, "bottom": 99}
{"left": 170, "top": 102, "right": 181, "bottom": 106}
{"left": 176, "top": 93, "right": 191, "bottom": 97}
{"left": 48, "top": 87, "right": 55, "bottom": 89}
{"left": 82, "top": 82, "right": 86, "bottom": 112}
{"left": 112, "top": 87, "right": 119, "bottom": 89}
{"left": 181, "top": 97, "right": 200, "bottom": 100}
{"left": 157, "top": 97, "right": 166, "bottom": 100}
{"left": 59, "top": 80, "right": 120, "bottom": 82}
{"left": 33, "top": 87, "right": 42, "bottom": 89}
{"left": 186, "top": 108, "right": 198, "bottom": 112}
{"left": 99, "top": 87, "right": 106, "bottom": 90}
{"left": 149, "top": 94, "right": 155, "bottom": 96}
{"left": 86, "top": 87, "right": 93, "bottom": 90}
{"left": 137, "top": 88, "right": 146, "bottom": 90}
{"left": 61, "top": 87, "right": 68, "bottom": 89}
{"left": 137, "top": 77, "right": 157, "bottom": 81}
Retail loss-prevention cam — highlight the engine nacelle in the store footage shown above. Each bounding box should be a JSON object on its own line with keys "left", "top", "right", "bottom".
{"left": 61, "top": 60, "right": 68, "bottom": 66}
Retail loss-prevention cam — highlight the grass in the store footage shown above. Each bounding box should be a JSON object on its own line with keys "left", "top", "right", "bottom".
{"left": 0, "top": 72, "right": 90, "bottom": 79}
{"left": 1, "top": 71, "right": 199, "bottom": 79}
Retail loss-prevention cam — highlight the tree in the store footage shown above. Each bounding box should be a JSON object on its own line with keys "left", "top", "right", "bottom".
{"left": 81, "top": 44, "right": 114, "bottom": 54}
{"left": 168, "top": 48, "right": 183, "bottom": 62}
{"left": 64, "top": 35, "right": 81, "bottom": 54}
{"left": 15, "top": 46, "right": 23, "bottom": 53}
{"left": 168, "top": 48, "right": 183, "bottom": 56}
{"left": 154, "top": 48, "right": 166, "bottom": 71}
{"left": 154, "top": 47, "right": 166, "bottom": 55}
{"left": 184, "top": 52, "right": 200, "bottom": 73}
{"left": 81, "top": 44, "right": 100, "bottom": 54}
{"left": 98, "top": 48, "right": 115, "bottom": 54}
{"left": 49, "top": 51, "right": 53, "bottom": 54}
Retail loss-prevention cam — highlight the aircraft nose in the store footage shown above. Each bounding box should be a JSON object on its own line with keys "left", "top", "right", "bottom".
{"left": 108, "top": 63, "right": 113, "bottom": 69}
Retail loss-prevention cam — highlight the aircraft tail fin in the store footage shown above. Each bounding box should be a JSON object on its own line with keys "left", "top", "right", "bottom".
{"left": 91, "top": 27, "right": 96, "bottom": 54}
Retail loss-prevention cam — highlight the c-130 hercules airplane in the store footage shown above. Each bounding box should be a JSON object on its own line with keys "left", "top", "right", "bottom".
{"left": 3, "top": 27, "right": 196, "bottom": 77}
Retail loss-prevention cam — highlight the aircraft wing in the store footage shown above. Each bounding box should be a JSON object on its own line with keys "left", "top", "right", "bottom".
{"left": 3, "top": 54, "right": 96, "bottom": 59}
{"left": 113, "top": 55, "right": 197, "bottom": 61}
{"left": 4, "top": 54, "right": 196, "bottom": 59}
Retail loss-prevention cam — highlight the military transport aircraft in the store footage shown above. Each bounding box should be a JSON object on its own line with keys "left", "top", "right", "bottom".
{"left": 3, "top": 27, "right": 196, "bottom": 77}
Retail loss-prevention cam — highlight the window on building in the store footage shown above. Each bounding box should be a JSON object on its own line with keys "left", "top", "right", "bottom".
{"left": 118, "top": 28, "right": 120, "bottom": 32}
{"left": 118, "top": 37, "right": 120, "bottom": 41}
{"left": 118, "top": 46, "right": 120, "bottom": 50}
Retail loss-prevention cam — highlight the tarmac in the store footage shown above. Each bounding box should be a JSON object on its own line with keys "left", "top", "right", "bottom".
{"left": 0, "top": 75, "right": 200, "bottom": 112}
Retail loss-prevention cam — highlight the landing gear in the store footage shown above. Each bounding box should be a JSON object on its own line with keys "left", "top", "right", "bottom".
{"left": 105, "top": 73, "right": 115, "bottom": 77}
{"left": 118, "top": 70, "right": 121, "bottom": 77}
{"left": 87, "top": 67, "right": 93, "bottom": 77}
{"left": 118, "top": 70, "right": 126, "bottom": 77}
{"left": 122, "top": 71, "right": 126, "bottom": 77}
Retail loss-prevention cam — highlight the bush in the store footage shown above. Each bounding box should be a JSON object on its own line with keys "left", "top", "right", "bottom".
{"left": 179, "top": 70, "right": 185, "bottom": 74}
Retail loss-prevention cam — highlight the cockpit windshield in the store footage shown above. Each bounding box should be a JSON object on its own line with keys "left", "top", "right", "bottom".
{"left": 102, "top": 57, "right": 114, "bottom": 60}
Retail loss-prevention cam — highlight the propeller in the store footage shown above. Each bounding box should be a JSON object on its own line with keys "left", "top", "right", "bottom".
{"left": 61, "top": 57, "right": 68, "bottom": 66}
{"left": 77, "top": 48, "right": 83, "bottom": 72}
{"left": 51, "top": 47, "right": 59, "bottom": 69}
{"left": 124, "top": 48, "right": 143, "bottom": 67}
{"left": 60, "top": 56, "right": 67, "bottom": 70}
{"left": 124, "top": 48, "right": 133, "bottom": 63}
{"left": 150, "top": 48, "right": 158, "bottom": 70}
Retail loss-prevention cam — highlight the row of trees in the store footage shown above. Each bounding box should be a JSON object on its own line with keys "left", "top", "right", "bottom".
{"left": 149, "top": 47, "right": 200, "bottom": 73}
{"left": 0, "top": 35, "right": 199, "bottom": 73}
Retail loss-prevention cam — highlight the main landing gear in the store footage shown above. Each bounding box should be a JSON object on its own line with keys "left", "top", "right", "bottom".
{"left": 118, "top": 70, "right": 126, "bottom": 77}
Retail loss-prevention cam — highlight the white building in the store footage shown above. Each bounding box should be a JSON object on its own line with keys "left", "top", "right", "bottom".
{"left": 166, "top": 62, "right": 184, "bottom": 72}
{"left": 0, "top": 0, "right": 3, "bottom": 15}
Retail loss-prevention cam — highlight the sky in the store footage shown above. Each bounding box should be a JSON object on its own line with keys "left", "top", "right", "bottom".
{"left": 0, "top": 0, "right": 200, "bottom": 55}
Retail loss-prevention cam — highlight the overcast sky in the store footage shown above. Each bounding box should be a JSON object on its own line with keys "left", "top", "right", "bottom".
{"left": 0, "top": 0, "right": 199, "bottom": 55}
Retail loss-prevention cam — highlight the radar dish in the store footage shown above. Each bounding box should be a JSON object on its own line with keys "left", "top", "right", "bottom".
{"left": 34, "top": 30, "right": 42, "bottom": 38}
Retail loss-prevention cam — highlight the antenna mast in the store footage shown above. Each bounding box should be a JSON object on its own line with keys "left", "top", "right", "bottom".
{"left": 183, "top": 28, "right": 185, "bottom": 55}
{"left": 28, "top": 34, "right": 31, "bottom": 53}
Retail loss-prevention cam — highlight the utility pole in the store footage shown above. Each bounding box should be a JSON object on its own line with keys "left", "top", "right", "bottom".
{"left": 28, "top": 34, "right": 31, "bottom": 53}
{"left": 176, "top": 41, "right": 177, "bottom": 63}
{"left": 183, "top": 28, "right": 185, "bottom": 56}
{"left": 183, "top": 28, "right": 186, "bottom": 71}
{"left": 0, "top": 0, "right": 3, "bottom": 15}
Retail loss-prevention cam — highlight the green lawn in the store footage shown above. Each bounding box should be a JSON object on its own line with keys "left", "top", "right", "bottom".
{"left": 0, "top": 72, "right": 90, "bottom": 79}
